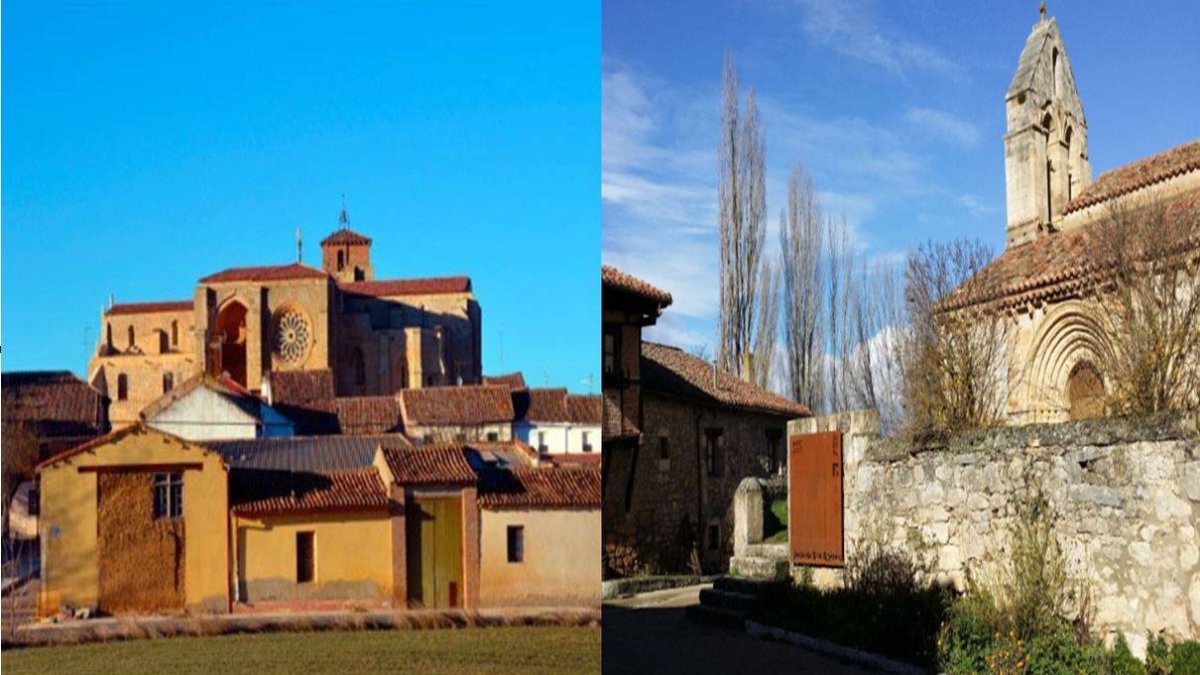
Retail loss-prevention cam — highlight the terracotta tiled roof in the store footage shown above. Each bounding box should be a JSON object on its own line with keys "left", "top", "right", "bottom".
{"left": 513, "top": 388, "right": 569, "bottom": 423}
{"left": 483, "top": 372, "right": 527, "bottom": 390}
{"left": 544, "top": 453, "right": 602, "bottom": 466}
{"left": 380, "top": 444, "right": 477, "bottom": 485}
{"left": 943, "top": 192, "right": 1200, "bottom": 313}
{"left": 478, "top": 466, "right": 601, "bottom": 510}
{"left": 641, "top": 342, "right": 811, "bottom": 417}
{"left": 210, "top": 434, "right": 410, "bottom": 472}
{"left": 1066, "top": 139, "right": 1200, "bottom": 214}
{"left": 566, "top": 395, "right": 601, "bottom": 425}
{"left": 601, "top": 265, "right": 673, "bottom": 306}
{"left": 200, "top": 263, "right": 328, "bottom": 284}
{"left": 36, "top": 424, "right": 222, "bottom": 471}
{"left": 267, "top": 370, "right": 336, "bottom": 406}
{"left": 320, "top": 228, "right": 372, "bottom": 246}
{"left": 335, "top": 397, "right": 403, "bottom": 435}
{"left": 2, "top": 371, "right": 107, "bottom": 442}
{"left": 231, "top": 468, "right": 390, "bottom": 516}
{"left": 399, "top": 385, "right": 513, "bottom": 426}
{"left": 105, "top": 301, "right": 194, "bottom": 316}
{"left": 339, "top": 277, "right": 472, "bottom": 297}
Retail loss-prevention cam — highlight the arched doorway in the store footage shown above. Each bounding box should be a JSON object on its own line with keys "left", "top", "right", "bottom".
{"left": 211, "top": 301, "right": 248, "bottom": 387}
{"left": 1067, "top": 361, "right": 1104, "bottom": 421}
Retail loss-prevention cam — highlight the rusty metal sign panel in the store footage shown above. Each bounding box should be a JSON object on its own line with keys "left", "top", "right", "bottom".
{"left": 788, "top": 431, "right": 844, "bottom": 567}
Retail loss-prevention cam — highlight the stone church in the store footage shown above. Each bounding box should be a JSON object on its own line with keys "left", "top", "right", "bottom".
{"left": 89, "top": 212, "right": 482, "bottom": 425}
{"left": 944, "top": 11, "right": 1199, "bottom": 424}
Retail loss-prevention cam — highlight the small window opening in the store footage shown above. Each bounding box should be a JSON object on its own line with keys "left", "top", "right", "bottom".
{"left": 163, "top": 372, "right": 175, "bottom": 394}
{"left": 153, "top": 472, "right": 183, "bottom": 520}
{"left": 296, "top": 531, "right": 315, "bottom": 583}
{"left": 117, "top": 374, "right": 129, "bottom": 401}
{"left": 507, "top": 525, "right": 524, "bottom": 563}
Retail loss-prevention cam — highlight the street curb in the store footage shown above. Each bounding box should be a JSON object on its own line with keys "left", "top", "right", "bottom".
{"left": 745, "top": 619, "right": 928, "bottom": 675}
{"left": 601, "top": 575, "right": 720, "bottom": 600}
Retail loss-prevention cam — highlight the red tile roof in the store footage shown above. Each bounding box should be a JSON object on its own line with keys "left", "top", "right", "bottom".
{"left": 399, "top": 385, "right": 514, "bottom": 426}
{"left": 514, "top": 388, "right": 570, "bottom": 423}
{"left": 339, "top": 277, "right": 472, "bottom": 297}
{"left": 1066, "top": 139, "right": 1200, "bottom": 214}
{"left": 200, "top": 263, "right": 328, "bottom": 284}
{"left": 483, "top": 372, "right": 527, "bottom": 390}
{"left": 3, "top": 371, "right": 108, "bottom": 446}
{"left": 231, "top": 468, "right": 391, "bottom": 516}
{"left": 566, "top": 395, "right": 601, "bottom": 425}
{"left": 943, "top": 192, "right": 1200, "bottom": 313}
{"left": 641, "top": 342, "right": 811, "bottom": 417}
{"left": 320, "top": 228, "right": 372, "bottom": 246}
{"left": 267, "top": 370, "right": 336, "bottom": 406}
{"left": 478, "top": 466, "right": 601, "bottom": 510}
{"left": 105, "top": 301, "right": 194, "bottom": 316}
{"left": 380, "top": 444, "right": 477, "bottom": 485}
{"left": 602, "top": 265, "right": 673, "bottom": 306}
{"left": 335, "top": 397, "right": 402, "bottom": 435}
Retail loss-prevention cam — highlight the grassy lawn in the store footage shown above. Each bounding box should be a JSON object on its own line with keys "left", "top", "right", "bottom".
{"left": 4, "top": 626, "right": 600, "bottom": 675}
{"left": 764, "top": 498, "right": 789, "bottom": 543}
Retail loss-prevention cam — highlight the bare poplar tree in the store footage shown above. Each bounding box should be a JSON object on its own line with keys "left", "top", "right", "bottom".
{"left": 779, "top": 163, "right": 826, "bottom": 410}
{"left": 1092, "top": 197, "right": 1200, "bottom": 415}
{"left": 717, "top": 52, "right": 767, "bottom": 381}
{"left": 750, "top": 257, "right": 780, "bottom": 389}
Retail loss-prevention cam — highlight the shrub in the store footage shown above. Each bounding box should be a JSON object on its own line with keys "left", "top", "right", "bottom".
{"left": 937, "top": 589, "right": 1001, "bottom": 674}
{"left": 1145, "top": 632, "right": 1171, "bottom": 675}
{"left": 1109, "top": 633, "right": 1145, "bottom": 675}
{"left": 1172, "top": 640, "right": 1200, "bottom": 675}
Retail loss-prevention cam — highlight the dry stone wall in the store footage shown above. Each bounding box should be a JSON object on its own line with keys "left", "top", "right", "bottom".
{"left": 790, "top": 411, "right": 1200, "bottom": 654}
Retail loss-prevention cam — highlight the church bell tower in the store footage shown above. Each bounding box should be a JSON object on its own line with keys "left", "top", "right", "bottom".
{"left": 320, "top": 202, "right": 375, "bottom": 283}
{"left": 1003, "top": 6, "right": 1091, "bottom": 248}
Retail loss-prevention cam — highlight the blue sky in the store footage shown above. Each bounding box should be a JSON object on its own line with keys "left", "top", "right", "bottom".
{"left": 602, "top": 0, "right": 1200, "bottom": 353}
{"left": 2, "top": 1, "right": 599, "bottom": 392}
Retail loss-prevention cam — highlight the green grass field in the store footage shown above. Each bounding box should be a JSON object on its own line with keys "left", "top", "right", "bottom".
{"left": 764, "top": 498, "right": 789, "bottom": 543}
{"left": 3, "top": 626, "right": 601, "bottom": 675}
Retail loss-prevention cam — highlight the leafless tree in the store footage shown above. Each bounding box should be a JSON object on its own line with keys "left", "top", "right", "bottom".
{"left": 750, "top": 257, "right": 780, "bottom": 389}
{"left": 903, "top": 239, "right": 1010, "bottom": 440}
{"left": 1091, "top": 197, "right": 1200, "bottom": 415}
{"left": 718, "top": 52, "right": 768, "bottom": 382}
{"left": 1, "top": 420, "right": 40, "bottom": 536}
{"left": 779, "top": 163, "right": 826, "bottom": 410}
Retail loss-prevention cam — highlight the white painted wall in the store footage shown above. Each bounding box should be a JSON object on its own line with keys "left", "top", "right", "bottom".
{"left": 514, "top": 422, "right": 601, "bottom": 455}
{"left": 147, "top": 387, "right": 293, "bottom": 440}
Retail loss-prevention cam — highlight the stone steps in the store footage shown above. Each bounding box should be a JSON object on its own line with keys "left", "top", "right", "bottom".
{"left": 742, "top": 542, "right": 789, "bottom": 559}
{"left": 687, "top": 575, "right": 789, "bottom": 630}
{"left": 729, "top": 555, "right": 790, "bottom": 580}
{"left": 697, "top": 588, "right": 760, "bottom": 614}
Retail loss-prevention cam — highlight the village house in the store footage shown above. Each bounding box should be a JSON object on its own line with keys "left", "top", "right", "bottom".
{"left": 512, "top": 388, "right": 602, "bottom": 456}
{"left": 36, "top": 424, "right": 600, "bottom": 616}
{"left": 942, "top": 14, "right": 1200, "bottom": 424}
{"left": 90, "top": 211, "right": 483, "bottom": 426}
{"left": 141, "top": 373, "right": 294, "bottom": 440}
{"left": 397, "top": 385, "right": 515, "bottom": 444}
{"left": 600, "top": 267, "right": 809, "bottom": 576}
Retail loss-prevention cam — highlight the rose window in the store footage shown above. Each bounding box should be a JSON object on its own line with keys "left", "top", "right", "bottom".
{"left": 273, "top": 310, "right": 311, "bottom": 363}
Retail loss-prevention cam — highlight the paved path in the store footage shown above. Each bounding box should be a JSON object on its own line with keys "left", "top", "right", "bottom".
{"left": 603, "top": 585, "right": 881, "bottom": 674}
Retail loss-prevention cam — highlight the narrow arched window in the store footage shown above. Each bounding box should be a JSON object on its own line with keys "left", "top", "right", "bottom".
{"left": 117, "top": 373, "right": 129, "bottom": 401}
{"left": 128, "top": 325, "right": 136, "bottom": 349}
{"left": 171, "top": 320, "right": 179, "bottom": 347}
{"left": 163, "top": 372, "right": 175, "bottom": 393}
{"left": 106, "top": 323, "right": 113, "bottom": 350}
{"left": 1052, "top": 48, "right": 1060, "bottom": 97}
{"left": 337, "top": 250, "right": 345, "bottom": 271}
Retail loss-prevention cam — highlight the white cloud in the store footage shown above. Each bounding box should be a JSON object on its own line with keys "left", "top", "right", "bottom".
{"left": 955, "top": 193, "right": 994, "bottom": 217}
{"left": 904, "top": 107, "right": 980, "bottom": 147}
{"left": 794, "top": 0, "right": 968, "bottom": 82}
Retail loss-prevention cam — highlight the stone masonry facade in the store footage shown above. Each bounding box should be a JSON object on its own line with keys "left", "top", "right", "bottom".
{"left": 791, "top": 411, "right": 1200, "bottom": 656}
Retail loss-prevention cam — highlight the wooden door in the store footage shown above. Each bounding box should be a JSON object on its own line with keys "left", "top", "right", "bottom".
{"left": 788, "top": 431, "right": 844, "bottom": 567}
{"left": 406, "top": 496, "right": 463, "bottom": 608}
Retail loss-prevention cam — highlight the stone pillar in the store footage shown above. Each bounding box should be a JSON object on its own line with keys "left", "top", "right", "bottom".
{"left": 732, "top": 478, "right": 764, "bottom": 557}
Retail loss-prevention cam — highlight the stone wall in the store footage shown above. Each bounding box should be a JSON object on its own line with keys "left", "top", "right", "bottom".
{"left": 789, "top": 411, "right": 1200, "bottom": 655}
